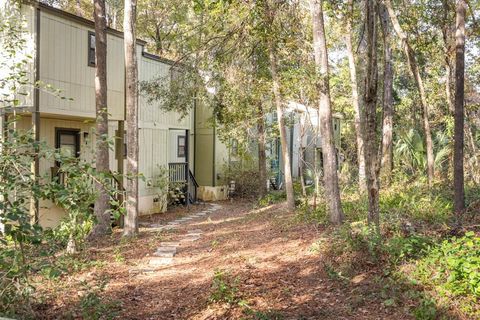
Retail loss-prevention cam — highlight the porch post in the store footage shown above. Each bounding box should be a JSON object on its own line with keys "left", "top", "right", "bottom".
{"left": 185, "top": 129, "right": 190, "bottom": 207}
{"left": 116, "top": 120, "right": 125, "bottom": 226}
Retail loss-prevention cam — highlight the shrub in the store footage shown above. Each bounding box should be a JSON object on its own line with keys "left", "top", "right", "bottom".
{"left": 209, "top": 269, "right": 240, "bottom": 304}
{"left": 411, "top": 232, "right": 480, "bottom": 317}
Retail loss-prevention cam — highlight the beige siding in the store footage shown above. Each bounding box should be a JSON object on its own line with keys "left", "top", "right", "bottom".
{"left": 0, "top": 4, "right": 35, "bottom": 109}
{"left": 39, "top": 11, "right": 125, "bottom": 120}
{"left": 138, "top": 56, "right": 191, "bottom": 129}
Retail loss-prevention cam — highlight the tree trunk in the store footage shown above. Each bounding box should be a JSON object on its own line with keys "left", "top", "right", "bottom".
{"left": 90, "top": 0, "right": 111, "bottom": 238}
{"left": 363, "top": 0, "right": 380, "bottom": 230}
{"left": 257, "top": 102, "right": 268, "bottom": 198}
{"left": 345, "top": 1, "right": 366, "bottom": 193}
{"left": 379, "top": 4, "right": 394, "bottom": 184}
{"left": 442, "top": 0, "right": 455, "bottom": 115}
{"left": 310, "top": 0, "right": 344, "bottom": 224}
{"left": 384, "top": 0, "right": 435, "bottom": 186}
{"left": 123, "top": 0, "right": 139, "bottom": 237}
{"left": 454, "top": 0, "right": 466, "bottom": 214}
{"left": 267, "top": 41, "right": 295, "bottom": 211}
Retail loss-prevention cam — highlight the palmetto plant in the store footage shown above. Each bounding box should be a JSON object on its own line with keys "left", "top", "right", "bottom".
{"left": 394, "top": 128, "right": 450, "bottom": 176}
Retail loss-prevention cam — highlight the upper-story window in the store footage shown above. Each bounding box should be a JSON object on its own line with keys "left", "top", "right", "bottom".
{"left": 88, "top": 31, "right": 96, "bottom": 67}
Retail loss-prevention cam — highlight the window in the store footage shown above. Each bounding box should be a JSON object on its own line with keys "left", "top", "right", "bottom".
{"left": 55, "top": 128, "right": 80, "bottom": 166}
{"left": 88, "top": 31, "right": 96, "bottom": 67}
{"left": 177, "top": 135, "right": 186, "bottom": 157}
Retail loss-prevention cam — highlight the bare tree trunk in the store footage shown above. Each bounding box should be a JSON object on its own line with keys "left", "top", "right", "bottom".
{"left": 345, "top": 1, "right": 366, "bottom": 193}
{"left": 363, "top": 0, "right": 380, "bottom": 230}
{"left": 90, "top": 0, "right": 111, "bottom": 238}
{"left": 310, "top": 0, "right": 344, "bottom": 224}
{"left": 379, "top": 4, "right": 394, "bottom": 184}
{"left": 442, "top": 0, "right": 455, "bottom": 115}
{"left": 257, "top": 102, "right": 268, "bottom": 198}
{"left": 442, "top": 0, "right": 455, "bottom": 182}
{"left": 454, "top": 0, "right": 466, "bottom": 214}
{"left": 123, "top": 0, "right": 139, "bottom": 237}
{"left": 268, "top": 42, "right": 295, "bottom": 211}
{"left": 384, "top": 0, "right": 435, "bottom": 186}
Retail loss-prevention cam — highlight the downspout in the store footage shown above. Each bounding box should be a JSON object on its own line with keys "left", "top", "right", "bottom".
{"left": 32, "top": 6, "right": 41, "bottom": 223}
{"left": 193, "top": 95, "right": 196, "bottom": 177}
{"left": 212, "top": 120, "right": 216, "bottom": 187}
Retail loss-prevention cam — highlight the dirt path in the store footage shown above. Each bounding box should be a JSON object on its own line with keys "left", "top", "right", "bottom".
{"left": 38, "top": 201, "right": 413, "bottom": 319}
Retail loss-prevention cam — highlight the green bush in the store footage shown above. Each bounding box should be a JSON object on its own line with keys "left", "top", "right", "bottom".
{"left": 209, "top": 269, "right": 240, "bottom": 304}
{"left": 414, "top": 232, "right": 480, "bottom": 298}
{"left": 257, "top": 191, "right": 286, "bottom": 207}
{"left": 384, "top": 235, "right": 432, "bottom": 264}
{"left": 411, "top": 232, "right": 480, "bottom": 317}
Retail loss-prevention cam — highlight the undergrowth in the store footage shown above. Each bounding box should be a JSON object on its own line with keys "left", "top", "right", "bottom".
{"left": 301, "top": 181, "right": 480, "bottom": 319}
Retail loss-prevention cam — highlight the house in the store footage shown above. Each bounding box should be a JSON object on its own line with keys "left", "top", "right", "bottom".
{"left": 194, "top": 100, "right": 342, "bottom": 194}
{"left": 0, "top": 1, "right": 195, "bottom": 228}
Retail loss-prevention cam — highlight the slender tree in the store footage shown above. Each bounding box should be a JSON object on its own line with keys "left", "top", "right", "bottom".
{"left": 310, "top": 0, "right": 344, "bottom": 224}
{"left": 90, "top": 0, "right": 111, "bottom": 238}
{"left": 384, "top": 0, "right": 435, "bottom": 186}
{"left": 363, "top": 0, "right": 380, "bottom": 230}
{"left": 123, "top": 0, "right": 139, "bottom": 237}
{"left": 268, "top": 40, "right": 295, "bottom": 211}
{"left": 257, "top": 101, "right": 268, "bottom": 198}
{"left": 454, "top": 0, "right": 466, "bottom": 214}
{"left": 345, "top": 0, "right": 366, "bottom": 193}
{"left": 379, "top": 3, "right": 394, "bottom": 184}
{"left": 259, "top": 1, "right": 295, "bottom": 211}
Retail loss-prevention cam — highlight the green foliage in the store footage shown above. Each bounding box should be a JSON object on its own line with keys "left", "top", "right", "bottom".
{"left": 384, "top": 235, "right": 432, "bottom": 264}
{"left": 257, "top": 191, "right": 286, "bottom": 207}
{"left": 209, "top": 269, "right": 240, "bottom": 304}
{"left": 414, "top": 232, "right": 480, "bottom": 300}
{"left": 78, "top": 279, "right": 120, "bottom": 320}
{"left": 242, "top": 308, "right": 284, "bottom": 320}
{"left": 412, "top": 297, "right": 438, "bottom": 320}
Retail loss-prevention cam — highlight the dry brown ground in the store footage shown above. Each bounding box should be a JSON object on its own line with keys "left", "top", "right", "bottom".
{"left": 33, "top": 200, "right": 414, "bottom": 319}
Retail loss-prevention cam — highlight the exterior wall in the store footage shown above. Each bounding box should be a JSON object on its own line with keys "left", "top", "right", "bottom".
{"left": 0, "top": 3, "right": 35, "bottom": 109}
{"left": 15, "top": 115, "right": 122, "bottom": 228}
{"left": 1, "top": 3, "right": 196, "bottom": 225}
{"left": 38, "top": 10, "right": 125, "bottom": 120}
{"left": 137, "top": 53, "right": 194, "bottom": 215}
{"left": 194, "top": 101, "right": 229, "bottom": 187}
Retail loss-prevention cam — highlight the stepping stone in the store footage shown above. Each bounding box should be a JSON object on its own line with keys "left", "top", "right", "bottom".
{"left": 149, "top": 257, "right": 173, "bottom": 266}
{"left": 160, "top": 241, "right": 180, "bottom": 247}
{"left": 188, "top": 229, "right": 203, "bottom": 235}
{"left": 196, "top": 212, "right": 207, "bottom": 216}
{"left": 154, "top": 246, "right": 176, "bottom": 257}
{"left": 181, "top": 235, "right": 201, "bottom": 242}
{"left": 179, "top": 217, "right": 193, "bottom": 221}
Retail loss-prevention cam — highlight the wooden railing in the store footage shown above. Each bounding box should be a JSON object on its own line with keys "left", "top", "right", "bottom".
{"left": 168, "top": 162, "right": 188, "bottom": 183}
{"left": 168, "top": 162, "right": 197, "bottom": 205}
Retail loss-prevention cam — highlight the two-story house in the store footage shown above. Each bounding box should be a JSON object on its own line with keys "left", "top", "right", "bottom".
{"left": 0, "top": 1, "right": 195, "bottom": 228}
